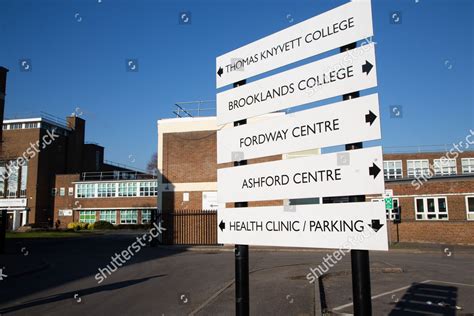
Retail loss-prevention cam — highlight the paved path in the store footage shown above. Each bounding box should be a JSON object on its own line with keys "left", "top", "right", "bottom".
{"left": 0, "top": 233, "right": 473, "bottom": 315}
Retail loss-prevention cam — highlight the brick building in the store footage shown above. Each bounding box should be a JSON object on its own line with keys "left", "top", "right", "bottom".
{"left": 0, "top": 66, "right": 156, "bottom": 230}
{"left": 157, "top": 115, "right": 474, "bottom": 245}
{"left": 369, "top": 152, "right": 474, "bottom": 245}
{"left": 52, "top": 171, "right": 158, "bottom": 229}
{"left": 157, "top": 115, "right": 319, "bottom": 212}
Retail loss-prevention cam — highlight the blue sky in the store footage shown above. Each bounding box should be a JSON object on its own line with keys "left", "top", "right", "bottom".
{"left": 0, "top": 0, "right": 472, "bottom": 170}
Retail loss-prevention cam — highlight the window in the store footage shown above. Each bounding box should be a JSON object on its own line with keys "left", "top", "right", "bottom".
{"left": 24, "top": 122, "right": 38, "bottom": 129}
{"left": 141, "top": 210, "right": 152, "bottom": 224}
{"left": 120, "top": 210, "right": 138, "bottom": 224}
{"left": 52, "top": 188, "right": 57, "bottom": 197}
{"left": 433, "top": 159, "right": 456, "bottom": 176}
{"left": 415, "top": 197, "right": 448, "bottom": 220}
{"left": 0, "top": 164, "right": 5, "bottom": 197}
{"left": 2, "top": 124, "right": 8, "bottom": 130}
{"left": 140, "top": 181, "right": 157, "bottom": 197}
{"left": 68, "top": 187, "right": 74, "bottom": 196}
{"left": 98, "top": 183, "right": 117, "bottom": 197}
{"left": 100, "top": 210, "right": 117, "bottom": 224}
{"left": 466, "top": 196, "right": 474, "bottom": 220}
{"left": 59, "top": 187, "right": 65, "bottom": 196}
{"left": 118, "top": 182, "right": 138, "bottom": 197}
{"left": 371, "top": 198, "right": 400, "bottom": 221}
{"left": 79, "top": 210, "right": 96, "bottom": 223}
{"left": 76, "top": 183, "right": 96, "bottom": 198}
{"left": 20, "top": 164, "right": 28, "bottom": 197}
{"left": 461, "top": 158, "right": 474, "bottom": 174}
{"left": 407, "top": 160, "right": 430, "bottom": 177}
{"left": 383, "top": 160, "right": 403, "bottom": 179}
{"left": 10, "top": 123, "right": 23, "bottom": 130}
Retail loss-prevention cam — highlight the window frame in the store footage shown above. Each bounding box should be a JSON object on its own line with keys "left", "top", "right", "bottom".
{"left": 141, "top": 209, "right": 152, "bottom": 224}
{"left": 433, "top": 158, "right": 457, "bottom": 176}
{"left": 383, "top": 160, "right": 403, "bottom": 180}
{"left": 100, "top": 210, "right": 117, "bottom": 224}
{"left": 466, "top": 196, "right": 474, "bottom": 221}
{"left": 461, "top": 158, "right": 474, "bottom": 174}
{"left": 407, "top": 159, "right": 430, "bottom": 178}
{"left": 120, "top": 210, "right": 138, "bottom": 224}
{"left": 414, "top": 196, "right": 449, "bottom": 220}
{"left": 79, "top": 210, "right": 96, "bottom": 223}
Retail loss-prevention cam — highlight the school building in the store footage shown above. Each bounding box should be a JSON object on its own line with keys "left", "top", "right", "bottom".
{"left": 0, "top": 66, "right": 157, "bottom": 230}
{"left": 157, "top": 115, "right": 474, "bottom": 245}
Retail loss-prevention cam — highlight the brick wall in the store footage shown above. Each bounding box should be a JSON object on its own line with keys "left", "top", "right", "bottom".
{"left": 384, "top": 151, "right": 474, "bottom": 177}
{"left": 380, "top": 177, "right": 474, "bottom": 244}
{"left": 162, "top": 131, "right": 217, "bottom": 183}
{"left": 53, "top": 174, "right": 157, "bottom": 228}
{"left": 388, "top": 221, "right": 474, "bottom": 245}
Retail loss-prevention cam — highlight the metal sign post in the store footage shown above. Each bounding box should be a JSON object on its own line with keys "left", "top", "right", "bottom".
{"left": 233, "top": 80, "right": 250, "bottom": 316}
{"left": 341, "top": 42, "right": 372, "bottom": 316}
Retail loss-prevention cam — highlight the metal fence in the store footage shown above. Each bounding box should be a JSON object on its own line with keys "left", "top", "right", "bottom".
{"left": 159, "top": 210, "right": 218, "bottom": 245}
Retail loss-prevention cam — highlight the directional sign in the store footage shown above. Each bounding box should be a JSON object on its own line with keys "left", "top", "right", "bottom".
{"left": 218, "top": 146, "right": 384, "bottom": 203}
{"left": 217, "top": 43, "right": 377, "bottom": 125}
{"left": 217, "top": 93, "right": 380, "bottom": 163}
{"left": 215, "top": 1, "right": 373, "bottom": 88}
{"left": 384, "top": 189, "right": 394, "bottom": 211}
{"left": 218, "top": 201, "right": 388, "bottom": 251}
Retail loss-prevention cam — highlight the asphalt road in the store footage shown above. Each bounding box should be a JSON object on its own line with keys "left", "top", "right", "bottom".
{"left": 0, "top": 233, "right": 473, "bottom": 316}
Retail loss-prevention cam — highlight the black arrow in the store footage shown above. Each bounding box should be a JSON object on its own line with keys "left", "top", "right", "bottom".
{"left": 368, "top": 219, "right": 384, "bottom": 232}
{"left": 219, "top": 220, "right": 225, "bottom": 232}
{"left": 217, "top": 67, "right": 223, "bottom": 77}
{"left": 365, "top": 110, "right": 377, "bottom": 126}
{"left": 369, "top": 163, "right": 381, "bottom": 179}
{"left": 362, "top": 61, "right": 373, "bottom": 75}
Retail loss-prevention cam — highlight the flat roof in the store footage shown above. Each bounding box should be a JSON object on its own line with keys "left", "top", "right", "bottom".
{"left": 3, "top": 117, "right": 71, "bottom": 130}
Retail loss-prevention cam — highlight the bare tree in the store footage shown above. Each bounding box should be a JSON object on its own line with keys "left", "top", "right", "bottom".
{"left": 146, "top": 152, "right": 158, "bottom": 175}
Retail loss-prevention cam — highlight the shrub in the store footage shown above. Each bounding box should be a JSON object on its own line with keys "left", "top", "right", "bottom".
{"left": 67, "top": 222, "right": 88, "bottom": 231}
{"left": 92, "top": 221, "right": 115, "bottom": 230}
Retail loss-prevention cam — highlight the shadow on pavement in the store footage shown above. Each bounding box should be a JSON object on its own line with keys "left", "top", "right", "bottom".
{"left": 389, "top": 282, "right": 457, "bottom": 315}
{"left": 0, "top": 233, "right": 186, "bottom": 306}
{"left": 0, "top": 274, "right": 166, "bottom": 313}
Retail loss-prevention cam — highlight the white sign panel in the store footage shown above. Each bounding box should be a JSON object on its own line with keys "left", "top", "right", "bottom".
{"left": 0, "top": 198, "right": 27, "bottom": 208}
{"left": 216, "top": 1, "right": 373, "bottom": 88}
{"left": 218, "top": 202, "right": 388, "bottom": 251}
{"left": 217, "top": 93, "right": 380, "bottom": 163}
{"left": 218, "top": 146, "right": 384, "bottom": 203}
{"left": 59, "top": 209, "right": 73, "bottom": 217}
{"left": 202, "top": 191, "right": 219, "bottom": 211}
{"left": 217, "top": 43, "right": 377, "bottom": 125}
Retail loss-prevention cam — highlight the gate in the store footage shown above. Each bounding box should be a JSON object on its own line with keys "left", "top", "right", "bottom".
{"left": 159, "top": 210, "right": 218, "bottom": 245}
